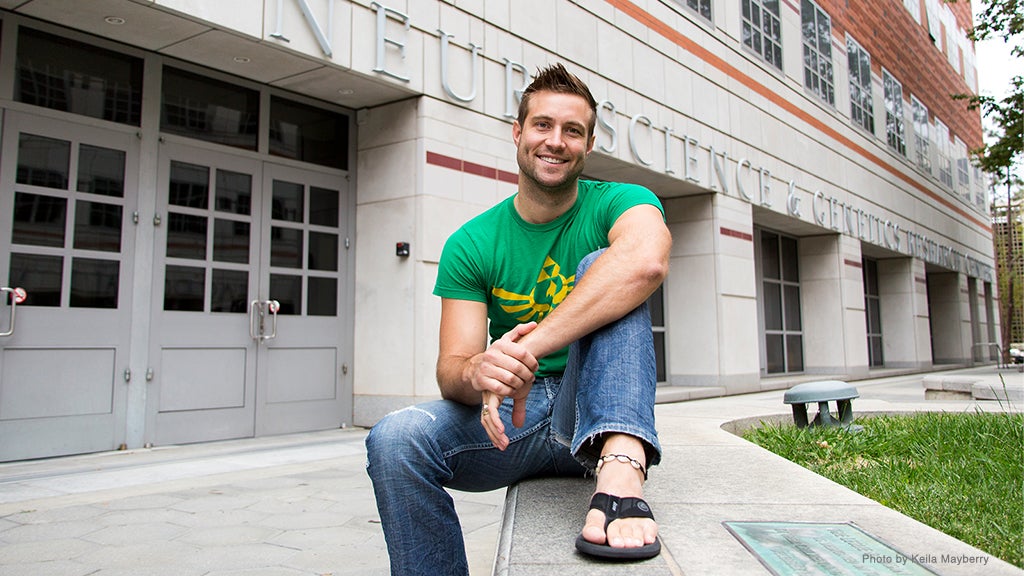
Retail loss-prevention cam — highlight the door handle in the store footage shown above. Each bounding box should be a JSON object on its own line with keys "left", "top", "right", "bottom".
{"left": 0, "top": 287, "right": 27, "bottom": 337}
{"left": 249, "top": 299, "right": 280, "bottom": 342}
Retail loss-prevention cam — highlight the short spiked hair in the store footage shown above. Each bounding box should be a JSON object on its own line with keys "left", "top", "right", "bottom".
{"left": 516, "top": 63, "right": 598, "bottom": 139}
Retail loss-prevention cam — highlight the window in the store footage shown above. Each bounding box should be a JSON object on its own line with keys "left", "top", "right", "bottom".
{"left": 911, "top": 96, "right": 930, "bottom": 173}
{"left": 669, "top": 0, "right": 712, "bottom": 21}
{"left": 16, "top": 27, "right": 143, "bottom": 126}
{"left": 935, "top": 119, "right": 953, "bottom": 188}
{"left": 847, "top": 37, "right": 874, "bottom": 133}
{"left": 161, "top": 67, "right": 259, "bottom": 150}
{"left": 648, "top": 284, "right": 667, "bottom": 383}
{"left": 954, "top": 137, "right": 970, "bottom": 198}
{"left": 863, "top": 259, "right": 883, "bottom": 367}
{"left": 741, "top": 0, "right": 783, "bottom": 70}
{"left": 801, "top": 0, "right": 834, "bottom": 105}
{"left": 902, "top": 0, "right": 921, "bottom": 24}
{"left": 269, "top": 96, "right": 349, "bottom": 170}
{"left": 758, "top": 229, "right": 803, "bottom": 374}
{"left": 883, "top": 70, "right": 906, "bottom": 156}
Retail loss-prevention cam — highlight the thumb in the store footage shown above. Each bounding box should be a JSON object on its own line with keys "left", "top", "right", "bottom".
{"left": 512, "top": 397, "right": 527, "bottom": 428}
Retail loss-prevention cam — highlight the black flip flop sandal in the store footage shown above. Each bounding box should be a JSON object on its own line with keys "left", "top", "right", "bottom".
{"left": 574, "top": 492, "right": 662, "bottom": 560}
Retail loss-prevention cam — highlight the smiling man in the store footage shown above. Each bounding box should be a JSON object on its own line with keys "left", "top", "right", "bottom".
{"left": 366, "top": 63, "right": 672, "bottom": 575}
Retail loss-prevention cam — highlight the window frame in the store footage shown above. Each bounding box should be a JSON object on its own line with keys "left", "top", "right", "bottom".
{"left": 846, "top": 36, "right": 874, "bottom": 134}
{"left": 911, "top": 95, "right": 931, "bottom": 174}
{"left": 741, "top": 0, "right": 784, "bottom": 71}
{"left": 801, "top": 0, "right": 835, "bottom": 106}
{"left": 882, "top": 69, "right": 907, "bottom": 157}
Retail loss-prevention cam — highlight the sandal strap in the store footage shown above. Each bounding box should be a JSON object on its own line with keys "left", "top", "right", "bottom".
{"left": 587, "top": 493, "right": 656, "bottom": 531}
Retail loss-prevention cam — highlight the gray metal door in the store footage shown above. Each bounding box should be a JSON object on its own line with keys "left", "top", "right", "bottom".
{"left": 0, "top": 112, "right": 136, "bottom": 461}
{"left": 150, "top": 145, "right": 351, "bottom": 445}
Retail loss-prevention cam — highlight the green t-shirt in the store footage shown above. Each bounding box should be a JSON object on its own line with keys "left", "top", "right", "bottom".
{"left": 434, "top": 180, "right": 663, "bottom": 377}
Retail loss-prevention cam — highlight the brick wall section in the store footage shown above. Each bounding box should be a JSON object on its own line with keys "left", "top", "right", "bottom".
{"left": 821, "top": 0, "right": 982, "bottom": 149}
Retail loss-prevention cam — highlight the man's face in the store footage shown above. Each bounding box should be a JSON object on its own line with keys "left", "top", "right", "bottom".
{"left": 513, "top": 91, "right": 596, "bottom": 194}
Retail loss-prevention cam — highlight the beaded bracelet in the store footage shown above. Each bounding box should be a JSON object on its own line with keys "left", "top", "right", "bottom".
{"left": 595, "top": 453, "right": 648, "bottom": 481}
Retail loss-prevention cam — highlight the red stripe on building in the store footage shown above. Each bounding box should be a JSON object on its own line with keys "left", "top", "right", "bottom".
{"left": 844, "top": 259, "right": 863, "bottom": 268}
{"left": 720, "top": 227, "right": 753, "bottom": 241}
{"left": 427, "top": 151, "right": 517, "bottom": 184}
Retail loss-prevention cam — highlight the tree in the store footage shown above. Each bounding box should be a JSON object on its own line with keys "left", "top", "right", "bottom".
{"left": 953, "top": 0, "right": 1022, "bottom": 178}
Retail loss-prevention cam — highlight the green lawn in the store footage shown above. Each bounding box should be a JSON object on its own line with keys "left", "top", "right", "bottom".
{"left": 743, "top": 409, "right": 1024, "bottom": 568}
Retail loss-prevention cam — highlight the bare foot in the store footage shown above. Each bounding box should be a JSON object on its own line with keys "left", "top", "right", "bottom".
{"left": 580, "top": 434, "right": 658, "bottom": 550}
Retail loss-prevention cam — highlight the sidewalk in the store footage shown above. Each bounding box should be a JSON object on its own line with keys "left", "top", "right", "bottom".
{"left": 0, "top": 366, "right": 1020, "bottom": 575}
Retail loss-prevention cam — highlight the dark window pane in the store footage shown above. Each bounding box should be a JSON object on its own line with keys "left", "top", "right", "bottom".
{"left": 169, "top": 161, "right": 209, "bottom": 208}
{"left": 272, "top": 180, "right": 304, "bottom": 222}
{"left": 167, "top": 213, "right": 208, "bottom": 259}
{"left": 786, "top": 335, "right": 804, "bottom": 371}
{"left": 271, "top": 227, "right": 303, "bottom": 268}
{"left": 765, "top": 333, "right": 784, "bottom": 373}
{"left": 74, "top": 201, "right": 122, "bottom": 252}
{"left": 16, "top": 27, "right": 142, "bottom": 126}
{"left": 309, "top": 186, "right": 339, "bottom": 227}
{"left": 215, "top": 169, "right": 252, "bottom": 215}
{"left": 77, "top": 144, "right": 125, "bottom": 197}
{"left": 269, "top": 96, "right": 348, "bottom": 170}
{"left": 648, "top": 284, "right": 664, "bottom": 326}
{"left": 308, "top": 232, "right": 338, "bottom": 272}
{"left": 161, "top": 67, "right": 258, "bottom": 150}
{"left": 761, "top": 230, "right": 779, "bottom": 279}
{"left": 308, "top": 277, "right": 337, "bottom": 316}
{"left": 17, "top": 133, "right": 70, "bottom": 189}
{"left": 869, "top": 336, "right": 883, "bottom": 366}
{"left": 781, "top": 236, "right": 799, "bottom": 281}
{"left": 13, "top": 192, "right": 66, "bottom": 247}
{"left": 784, "top": 285, "right": 801, "bottom": 330}
{"left": 9, "top": 253, "right": 62, "bottom": 307}
{"left": 211, "top": 269, "right": 248, "bottom": 313}
{"left": 653, "top": 331, "right": 666, "bottom": 382}
{"left": 70, "top": 257, "right": 119, "bottom": 308}
{"left": 164, "top": 265, "right": 205, "bottom": 311}
{"left": 763, "top": 282, "right": 782, "bottom": 330}
{"left": 270, "top": 274, "right": 301, "bottom": 315}
{"left": 868, "top": 300, "right": 882, "bottom": 333}
{"left": 213, "top": 219, "right": 250, "bottom": 264}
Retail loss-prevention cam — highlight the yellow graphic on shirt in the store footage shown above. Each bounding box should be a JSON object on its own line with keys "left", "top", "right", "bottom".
{"left": 492, "top": 256, "right": 575, "bottom": 322}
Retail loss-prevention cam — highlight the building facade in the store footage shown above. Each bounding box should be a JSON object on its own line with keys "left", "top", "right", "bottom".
{"left": 0, "top": 0, "right": 998, "bottom": 462}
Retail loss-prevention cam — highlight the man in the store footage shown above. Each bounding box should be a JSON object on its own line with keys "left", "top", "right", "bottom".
{"left": 366, "top": 63, "right": 672, "bottom": 575}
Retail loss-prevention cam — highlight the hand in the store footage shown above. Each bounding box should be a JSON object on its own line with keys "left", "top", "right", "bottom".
{"left": 477, "top": 322, "right": 538, "bottom": 450}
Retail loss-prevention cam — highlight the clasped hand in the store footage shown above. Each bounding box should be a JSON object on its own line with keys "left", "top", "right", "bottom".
{"left": 474, "top": 322, "right": 538, "bottom": 450}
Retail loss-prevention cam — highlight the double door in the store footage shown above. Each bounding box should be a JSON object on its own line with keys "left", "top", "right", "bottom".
{"left": 0, "top": 111, "right": 352, "bottom": 461}
{"left": 150, "top": 143, "right": 351, "bottom": 445}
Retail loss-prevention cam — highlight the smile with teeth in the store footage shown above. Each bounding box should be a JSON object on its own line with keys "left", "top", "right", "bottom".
{"left": 539, "top": 155, "right": 566, "bottom": 164}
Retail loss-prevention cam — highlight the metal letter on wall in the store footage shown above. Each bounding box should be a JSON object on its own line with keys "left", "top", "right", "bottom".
{"left": 504, "top": 59, "right": 530, "bottom": 118}
{"left": 372, "top": 2, "right": 411, "bottom": 82}
{"left": 438, "top": 29, "right": 481, "bottom": 103}
{"left": 271, "top": 0, "right": 334, "bottom": 58}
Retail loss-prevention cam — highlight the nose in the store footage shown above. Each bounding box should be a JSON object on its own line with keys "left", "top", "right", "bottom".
{"left": 545, "top": 127, "right": 566, "bottom": 149}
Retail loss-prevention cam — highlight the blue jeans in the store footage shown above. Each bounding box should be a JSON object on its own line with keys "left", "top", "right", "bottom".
{"left": 365, "top": 250, "right": 661, "bottom": 576}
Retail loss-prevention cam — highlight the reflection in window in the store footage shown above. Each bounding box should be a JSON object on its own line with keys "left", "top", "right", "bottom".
{"left": 70, "top": 257, "right": 119, "bottom": 308}
{"left": 270, "top": 96, "right": 348, "bottom": 170}
{"left": 741, "top": 0, "right": 783, "bottom": 70}
{"left": 213, "top": 219, "right": 250, "bottom": 264}
{"left": 74, "top": 200, "right": 122, "bottom": 252}
{"left": 16, "top": 27, "right": 143, "bottom": 126}
{"left": 167, "top": 213, "right": 208, "bottom": 260}
{"left": 863, "top": 258, "right": 883, "bottom": 367}
{"left": 211, "top": 269, "right": 248, "bottom": 313}
{"left": 161, "top": 67, "right": 258, "bottom": 150}
{"left": 13, "top": 192, "right": 66, "bottom": 247}
{"left": 78, "top": 144, "right": 126, "bottom": 197}
{"left": 9, "top": 253, "right": 63, "bottom": 307}
{"left": 17, "top": 133, "right": 70, "bottom": 189}
{"left": 215, "top": 170, "right": 252, "bottom": 215}
{"left": 847, "top": 37, "right": 874, "bottom": 133}
{"left": 801, "top": 0, "right": 833, "bottom": 105}
{"left": 164, "top": 265, "right": 205, "bottom": 311}
{"left": 169, "top": 161, "right": 209, "bottom": 209}
{"left": 883, "top": 70, "right": 906, "bottom": 156}
{"left": 271, "top": 274, "right": 302, "bottom": 315}
{"left": 271, "top": 227, "right": 303, "bottom": 269}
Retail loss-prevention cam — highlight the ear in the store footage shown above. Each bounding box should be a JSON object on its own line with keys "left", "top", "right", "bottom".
{"left": 586, "top": 133, "right": 596, "bottom": 155}
{"left": 512, "top": 120, "right": 522, "bottom": 146}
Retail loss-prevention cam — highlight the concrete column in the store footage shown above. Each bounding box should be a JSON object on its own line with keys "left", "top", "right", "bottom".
{"left": 799, "top": 234, "right": 868, "bottom": 378}
{"left": 663, "top": 194, "right": 759, "bottom": 393}
{"left": 877, "top": 258, "right": 931, "bottom": 369}
{"left": 927, "top": 271, "right": 968, "bottom": 365}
